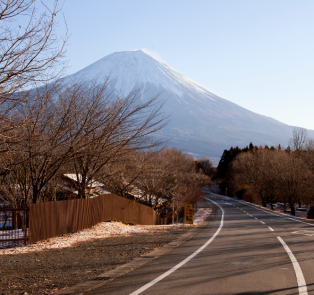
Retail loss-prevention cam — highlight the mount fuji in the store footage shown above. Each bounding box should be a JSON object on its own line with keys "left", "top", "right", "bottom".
{"left": 66, "top": 50, "right": 305, "bottom": 164}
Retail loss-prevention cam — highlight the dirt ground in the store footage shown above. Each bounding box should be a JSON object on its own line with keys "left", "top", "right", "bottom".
{"left": 0, "top": 226, "right": 193, "bottom": 294}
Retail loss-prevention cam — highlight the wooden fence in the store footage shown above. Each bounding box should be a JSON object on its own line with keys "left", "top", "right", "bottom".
{"left": 29, "top": 194, "right": 167, "bottom": 244}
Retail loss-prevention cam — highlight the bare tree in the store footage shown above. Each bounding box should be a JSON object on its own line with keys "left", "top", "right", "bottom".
{"left": 290, "top": 127, "right": 308, "bottom": 152}
{"left": 62, "top": 81, "right": 167, "bottom": 199}
{"left": 195, "top": 157, "right": 215, "bottom": 177}
{"left": 272, "top": 151, "right": 309, "bottom": 215}
{"left": 0, "top": 0, "right": 68, "bottom": 155}
{"left": 231, "top": 146, "right": 311, "bottom": 215}
{"left": 1, "top": 80, "right": 103, "bottom": 204}
{"left": 231, "top": 150, "right": 265, "bottom": 204}
{"left": 131, "top": 148, "right": 210, "bottom": 223}
{"left": 97, "top": 150, "right": 153, "bottom": 201}
{"left": 0, "top": 75, "right": 167, "bottom": 205}
{"left": 0, "top": 0, "right": 67, "bottom": 99}
{"left": 0, "top": 151, "right": 32, "bottom": 208}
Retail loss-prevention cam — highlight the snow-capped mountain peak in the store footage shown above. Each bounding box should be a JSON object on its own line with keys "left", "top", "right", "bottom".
{"left": 71, "top": 50, "right": 216, "bottom": 101}
{"left": 65, "top": 50, "right": 306, "bottom": 163}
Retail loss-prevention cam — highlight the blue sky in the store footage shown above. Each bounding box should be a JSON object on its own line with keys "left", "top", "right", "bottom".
{"left": 54, "top": 0, "right": 314, "bottom": 129}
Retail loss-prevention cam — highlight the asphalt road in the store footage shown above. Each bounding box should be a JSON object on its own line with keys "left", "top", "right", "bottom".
{"left": 84, "top": 195, "right": 314, "bottom": 295}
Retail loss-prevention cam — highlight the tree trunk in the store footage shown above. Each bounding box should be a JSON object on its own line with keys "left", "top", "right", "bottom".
{"left": 79, "top": 186, "right": 86, "bottom": 199}
{"left": 290, "top": 201, "right": 295, "bottom": 216}
{"left": 52, "top": 178, "right": 57, "bottom": 201}
{"left": 32, "top": 185, "right": 39, "bottom": 204}
{"left": 52, "top": 186, "right": 56, "bottom": 201}
{"left": 81, "top": 173, "right": 87, "bottom": 199}
{"left": 270, "top": 195, "right": 274, "bottom": 210}
{"left": 172, "top": 198, "right": 174, "bottom": 224}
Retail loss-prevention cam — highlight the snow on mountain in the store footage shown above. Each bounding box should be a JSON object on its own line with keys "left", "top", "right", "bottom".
{"left": 71, "top": 50, "right": 217, "bottom": 101}
{"left": 66, "top": 50, "right": 309, "bottom": 164}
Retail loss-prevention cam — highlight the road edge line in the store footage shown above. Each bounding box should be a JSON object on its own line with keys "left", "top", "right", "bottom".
{"left": 129, "top": 198, "right": 224, "bottom": 295}
{"left": 277, "top": 236, "right": 308, "bottom": 295}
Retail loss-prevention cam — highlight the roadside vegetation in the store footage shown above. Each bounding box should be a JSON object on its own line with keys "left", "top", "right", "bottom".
{"left": 215, "top": 128, "right": 314, "bottom": 217}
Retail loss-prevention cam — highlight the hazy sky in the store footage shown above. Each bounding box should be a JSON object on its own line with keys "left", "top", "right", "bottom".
{"left": 53, "top": 0, "right": 314, "bottom": 129}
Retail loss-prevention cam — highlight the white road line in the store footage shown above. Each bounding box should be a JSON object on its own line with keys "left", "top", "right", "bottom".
{"left": 260, "top": 221, "right": 266, "bottom": 225}
{"left": 254, "top": 217, "right": 258, "bottom": 220}
{"left": 234, "top": 197, "right": 309, "bottom": 229}
{"left": 268, "top": 226, "right": 274, "bottom": 231}
{"left": 129, "top": 198, "right": 224, "bottom": 295}
{"left": 232, "top": 198, "right": 314, "bottom": 227}
{"left": 277, "top": 237, "right": 308, "bottom": 295}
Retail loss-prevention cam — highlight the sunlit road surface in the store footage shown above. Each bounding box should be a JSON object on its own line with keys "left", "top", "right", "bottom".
{"left": 85, "top": 195, "right": 314, "bottom": 295}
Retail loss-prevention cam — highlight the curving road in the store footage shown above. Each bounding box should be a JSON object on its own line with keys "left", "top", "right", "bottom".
{"left": 85, "top": 194, "right": 314, "bottom": 295}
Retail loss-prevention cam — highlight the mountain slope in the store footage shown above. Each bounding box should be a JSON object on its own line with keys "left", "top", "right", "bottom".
{"left": 66, "top": 50, "right": 308, "bottom": 163}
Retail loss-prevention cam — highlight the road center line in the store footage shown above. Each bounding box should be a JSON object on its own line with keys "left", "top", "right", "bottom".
{"left": 129, "top": 198, "right": 224, "bottom": 295}
{"left": 277, "top": 236, "right": 308, "bottom": 295}
{"left": 260, "top": 221, "right": 265, "bottom": 225}
{"left": 232, "top": 198, "right": 314, "bottom": 227}
{"left": 268, "top": 226, "right": 274, "bottom": 231}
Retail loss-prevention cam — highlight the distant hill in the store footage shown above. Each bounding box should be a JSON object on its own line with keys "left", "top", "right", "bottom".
{"left": 64, "top": 50, "right": 310, "bottom": 164}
